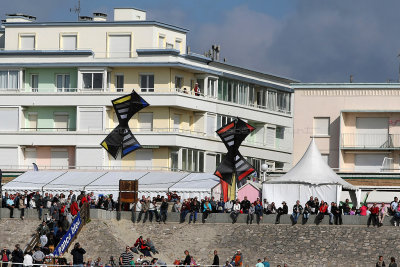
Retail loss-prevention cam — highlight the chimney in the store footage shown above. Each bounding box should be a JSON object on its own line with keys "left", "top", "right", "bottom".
{"left": 93, "top": 12, "right": 107, "bottom": 21}
{"left": 79, "top": 16, "right": 93, "bottom": 22}
{"left": 114, "top": 8, "right": 146, "bottom": 21}
{"left": 6, "top": 13, "right": 36, "bottom": 22}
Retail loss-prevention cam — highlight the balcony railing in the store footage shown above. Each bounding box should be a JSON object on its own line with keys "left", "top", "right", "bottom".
{"left": 0, "top": 87, "right": 291, "bottom": 115}
{"left": 341, "top": 133, "right": 400, "bottom": 149}
{"left": 12, "top": 127, "right": 288, "bottom": 150}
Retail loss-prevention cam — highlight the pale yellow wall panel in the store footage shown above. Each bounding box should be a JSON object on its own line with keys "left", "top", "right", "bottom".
{"left": 122, "top": 151, "right": 135, "bottom": 167}
{"left": 153, "top": 147, "right": 169, "bottom": 169}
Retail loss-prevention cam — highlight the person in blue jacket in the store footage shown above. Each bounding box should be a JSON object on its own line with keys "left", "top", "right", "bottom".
{"left": 202, "top": 200, "right": 212, "bottom": 223}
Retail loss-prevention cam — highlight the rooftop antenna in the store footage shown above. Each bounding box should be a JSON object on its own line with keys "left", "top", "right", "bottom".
{"left": 70, "top": 0, "right": 81, "bottom": 21}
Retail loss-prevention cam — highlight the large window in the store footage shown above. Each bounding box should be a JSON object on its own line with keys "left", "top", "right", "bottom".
{"left": 313, "top": 117, "right": 330, "bottom": 136}
{"left": 54, "top": 113, "right": 69, "bottom": 131}
{"left": 0, "top": 70, "right": 19, "bottom": 90}
{"left": 82, "top": 73, "right": 103, "bottom": 90}
{"left": 175, "top": 39, "right": 181, "bottom": 51}
{"left": 115, "top": 74, "right": 124, "bottom": 92}
{"left": 181, "top": 148, "right": 204, "bottom": 172}
{"left": 138, "top": 112, "right": 153, "bottom": 131}
{"left": 140, "top": 74, "right": 154, "bottom": 92}
{"left": 56, "top": 74, "right": 71, "bottom": 92}
{"left": 277, "top": 92, "right": 291, "bottom": 113}
{"left": 267, "top": 90, "right": 277, "bottom": 111}
{"left": 158, "top": 35, "right": 165, "bottom": 48}
{"left": 20, "top": 35, "right": 35, "bottom": 50}
{"left": 108, "top": 35, "right": 131, "bottom": 58}
{"left": 175, "top": 76, "right": 183, "bottom": 90}
{"left": 62, "top": 34, "right": 77, "bottom": 50}
{"left": 31, "top": 74, "right": 38, "bottom": 92}
{"left": 170, "top": 150, "right": 179, "bottom": 171}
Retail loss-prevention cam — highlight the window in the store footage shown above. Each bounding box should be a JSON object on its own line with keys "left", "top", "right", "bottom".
{"left": 175, "top": 76, "right": 183, "bottom": 90}
{"left": 108, "top": 35, "right": 131, "bottom": 58}
{"left": 79, "top": 107, "right": 103, "bottom": 131}
{"left": 166, "top": 43, "right": 173, "bottom": 49}
{"left": 62, "top": 35, "right": 77, "bottom": 50}
{"left": 267, "top": 90, "right": 277, "bottom": 111}
{"left": 207, "top": 114, "right": 216, "bottom": 136}
{"left": 51, "top": 148, "right": 69, "bottom": 167}
{"left": 207, "top": 79, "right": 216, "bottom": 97}
{"left": 0, "top": 70, "right": 19, "bottom": 90}
{"left": 31, "top": 74, "right": 38, "bottom": 92}
{"left": 140, "top": 74, "right": 154, "bottom": 92}
{"left": 257, "top": 89, "right": 266, "bottom": 108}
{"left": 277, "top": 91, "right": 290, "bottom": 113}
{"left": 276, "top": 126, "right": 285, "bottom": 139}
{"left": 313, "top": 117, "right": 330, "bottom": 136}
{"left": 170, "top": 150, "right": 178, "bottom": 171}
{"left": 181, "top": 148, "right": 204, "bottom": 172}
{"left": 158, "top": 35, "right": 165, "bottom": 48}
{"left": 139, "top": 113, "right": 153, "bottom": 131}
{"left": 175, "top": 39, "right": 181, "bottom": 51}
{"left": 115, "top": 74, "right": 124, "bottom": 92}
{"left": 54, "top": 113, "right": 69, "bottom": 131}
{"left": 82, "top": 73, "right": 103, "bottom": 90}
{"left": 56, "top": 74, "right": 71, "bottom": 92}
{"left": 0, "top": 107, "right": 19, "bottom": 131}
{"left": 20, "top": 35, "right": 35, "bottom": 50}
{"left": 275, "top": 162, "right": 284, "bottom": 170}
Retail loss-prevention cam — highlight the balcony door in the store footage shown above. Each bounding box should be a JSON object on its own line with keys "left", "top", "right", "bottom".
{"left": 356, "top": 117, "right": 388, "bottom": 148}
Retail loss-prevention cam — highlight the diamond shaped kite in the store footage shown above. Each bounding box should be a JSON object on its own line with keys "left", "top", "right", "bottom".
{"left": 101, "top": 91, "right": 149, "bottom": 159}
{"left": 214, "top": 118, "right": 256, "bottom": 185}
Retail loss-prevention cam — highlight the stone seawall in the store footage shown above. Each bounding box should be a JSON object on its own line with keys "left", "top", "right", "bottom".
{"left": 0, "top": 218, "right": 398, "bottom": 267}
{"left": 0, "top": 208, "right": 397, "bottom": 226}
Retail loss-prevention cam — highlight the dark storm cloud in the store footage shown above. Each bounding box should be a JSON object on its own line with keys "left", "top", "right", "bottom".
{"left": 187, "top": 1, "right": 400, "bottom": 82}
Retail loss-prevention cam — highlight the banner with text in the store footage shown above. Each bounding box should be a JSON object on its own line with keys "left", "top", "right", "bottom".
{"left": 53, "top": 213, "right": 81, "bottom": 256}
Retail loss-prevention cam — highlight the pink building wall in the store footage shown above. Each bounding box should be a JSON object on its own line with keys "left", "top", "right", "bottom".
{"left": 237, "top": 184, "right": 261, "bottom": 203}
{"left": 32, "top": 146, "right": 75, "bottom": 168}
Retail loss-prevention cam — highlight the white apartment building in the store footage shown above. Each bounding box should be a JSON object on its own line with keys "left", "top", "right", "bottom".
{"left": 0, "top": 8, "right": 295, "bottom": 178}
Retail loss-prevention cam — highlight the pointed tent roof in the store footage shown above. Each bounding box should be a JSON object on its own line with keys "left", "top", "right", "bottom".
{"left": 266, "top": 139, "right": 357, "bottom": 190}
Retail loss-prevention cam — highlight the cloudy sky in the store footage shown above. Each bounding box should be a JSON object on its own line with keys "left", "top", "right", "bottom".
{"left": 2, "top": 0, "right": 400, "bottom": 83}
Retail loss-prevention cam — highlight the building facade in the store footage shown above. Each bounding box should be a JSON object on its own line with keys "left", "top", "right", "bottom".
{"left": 0, "top": 8, "right": 295, "bottom": 177}
{"left": 293, "top": 83, "right": 400, "bottom": 175}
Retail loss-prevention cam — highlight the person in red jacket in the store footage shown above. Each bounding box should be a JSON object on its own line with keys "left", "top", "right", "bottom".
{"left": 316, "top": 201, "right": 327, "bottom": 225}
{"left": 368, "top": 203, "right": 379, "bottom": 227}
{"left": 70, "top": 200, "right": 80, "bottom": 216}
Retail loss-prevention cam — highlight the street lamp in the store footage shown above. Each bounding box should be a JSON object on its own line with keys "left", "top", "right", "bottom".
{"left": 261, "top": 164, "right": 269, "bottom": 182}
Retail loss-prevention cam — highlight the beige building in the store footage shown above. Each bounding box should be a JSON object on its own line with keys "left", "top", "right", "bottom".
{"left": 293, "top": 83, "right": 400, "bottom": 177}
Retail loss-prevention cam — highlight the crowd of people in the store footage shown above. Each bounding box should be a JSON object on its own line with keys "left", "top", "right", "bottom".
{"left": 4, "top": 190, "right": 400, "bottom": 227}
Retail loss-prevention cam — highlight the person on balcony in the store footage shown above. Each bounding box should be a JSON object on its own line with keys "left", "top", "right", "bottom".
{"left": 193, "top": 83, "right": 201, "bottom": 96}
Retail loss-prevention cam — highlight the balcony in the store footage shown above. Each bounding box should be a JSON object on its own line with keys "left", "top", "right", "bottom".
{"left": 0, "top": 87, "right": 292, "bottom": 116}
{"left": 341, "top": 133, "right": 400, "bottom": 149}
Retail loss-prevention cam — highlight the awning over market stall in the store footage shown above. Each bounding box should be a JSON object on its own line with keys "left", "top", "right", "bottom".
{"left": 3, "top": 170, "right": 220, "bottom": 199}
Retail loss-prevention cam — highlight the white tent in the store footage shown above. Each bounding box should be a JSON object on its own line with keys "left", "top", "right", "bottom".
{"left": 3, "top": 170, "right": 220, "bottom": 199}
{"left": 263, "top": 139, "right": 360, "bottom": 208}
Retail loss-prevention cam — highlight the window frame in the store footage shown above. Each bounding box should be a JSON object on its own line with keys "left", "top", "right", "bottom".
{"left": 60, "top": 33, "right": 78, "bottom": 50}
{"left": 56, "top": 73, "right": 71, "bottom": 92}
{"left": 313, "top": 117, "right": 330, "bottom": 136}
{"left": 115, "top": 73, "right": 124, "bottom": 92}
{"left": 0, "top": 70, "right": 20, "bottom": 90}
{"left": 19, "top": 33, "right": 36, "bottom": 50}
{"left": 139, "top": 74, "right": 155, "bottom": 92}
